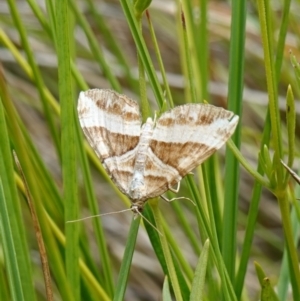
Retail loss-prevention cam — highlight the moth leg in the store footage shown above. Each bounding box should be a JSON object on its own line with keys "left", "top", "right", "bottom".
{"left": 160, "top": 194, "right": 195, "bottom": 206}
{"left": 160, "top": 182, "right": 196, "bottom": 205}
{"left": 168, "top": 182, "right": 180, "bottom": 194}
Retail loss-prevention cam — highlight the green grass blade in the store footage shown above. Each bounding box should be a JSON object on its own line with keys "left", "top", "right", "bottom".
{"left": 113, "top": 217, "right": 140, "bottom": 301}
{"left": 0, "top": 96, "right": 36, "bottom": 301}
{"left": 120, "top": 0, "right": 164, "bottom": 108}
{"left": 7, "top": 0, "right": 61, "bottom": 158}
{"left": 56, "top": 0, "right": 80, "bottom": 298}
{"left": 186, "top": 176, "right": 237, "bottom": 301}
{"left": 290, "top": 52, "right": 300, "bottom": 90}
{"left": 258, "top": 1, "right": 300, "bottom": 298}
{"left": 0, "top": 178, "right": 25, "bottom": 301}
{"left": 277, "top": 204, "right": 300, "bottom": 300}
{"left": 254, "top": 262, "right": 280, "bottom": 301}
{"left": 274, "top": 0, "right": 292, "bottom": 82}
{"left": 162, "top": 276, "right": 172, "bottom": 301}
{"left": 235, "top": 94, "right": 272, "bottom": 299}
{"left": 86, "top": 0, "right": 137, "bottom": 90}
{"left": 170, "top": 201, "right": 201, "bottom": 254}
{"left": 76, "top": 120, "right": 114, "bottom": 297}
{"left": 70, "top": 1, "right": 121, "bottom": 92}
{"left": 222, "top": 0, "right": 246, "bottom": 281}
{"left": 143, "top": 204, "right": 191, "bottom": 300}
{"left": 285, "top": 86, "right": 295, "bottom": 170}
{"left": 152, "top": 205, "right": 183, "bottom": 301}
{"left": 146, "top": 10, "right": 174, "bottom": 108}
{"left": 189, "top": 239, "right": 210, "bottom": 301}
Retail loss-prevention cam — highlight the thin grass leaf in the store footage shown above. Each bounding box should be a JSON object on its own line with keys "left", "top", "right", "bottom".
{"left": 162, "top": 276, "right": 172, "bottom": 301}
{"left": 27, "top": 0, "right": 53, "bottom": 38}
{"left": 170, "top": 201, "right": 201, "bottom": 254}
{"left": 76, "top": 121, "right": 114, "bottom": 298}
{"left": 113, "top": 217, "right": 140, "bottom": 301}
{"left": 86, "top": 0, "right": 137, "bottom": 90}
{"left": 79, "top": 257, "right": 111, "bottom": 301}
{"left": 206, "top": 155, "right": 222, "bottom": 244}
{"left": 180, "top": 8, "right": 197, "bottom": 104}
{"left": 235, "top": 112, "right": 272, "bottom": 299}
{"left": 152, "top": 205, "right": 183, "bottom": 301}
{"left": 285, "top": 85, "right": 295, "bottom": 171}
{"left": 185, "top": 177, "right": 237, "bottom": 301}
{"left": 227, "top": 140, "right": 270, "bottom": 188}
{"left": 1, "top": 73, "right": 75, "bottom": 300}
{"left": 197, "top": 0, "right": 208, "bottom": 101}
{"left": 290, "top": 52, "right": 300, "bottom": 90}
{"left": 274, "top": 0, "right": 291, "bottom": 83}
{"left": 222, "top": 0, "right": 246, "bottom": 282}
{"left": 276, "top": 192, "right": 300, "bottom": 299}
{"left": 7, "top": 0, "right": 61, "bottom": 157}
{"left": 189, "top": 239, "right": 210, "bottom": 301}
{"left": 146, "top": 10, "right": 174, "bottom": 108}
{"left": 277, "top": 205, "right": 300, "bottom": 300}
{"left": 180, "top": 1, "right": 202, "bottom": 101}
{"left": 257, "top": 0, "right": 283, "bottom": 167}
{"left": 47, "top": 210, "right": 110, "bottom": 301}
{"left": 137, "top": 49, "right": 151, "bottom": 122}
{"left": 162, "top": 219, "right": 194, "bottom": 281}
{"left": 143, "top": 203, "right": 191, "bottom": 301}
{"left": 0, "top": 95, "right": 36, "bottom": 301}
{"left": 14, "top": 153, "right": 54, "bottom": 301}
{"left": 261, "top": 145, "right": 273, "bottom": 180}
{"left": 70, "top": 0, "right": 121, "bottom": 92}
{"left": 26, "top": 0, "right": 90, "bottom": 93}
{"left": 261, "top": 278, "right": 273, "bottom": 301}
{"left": 120, "top": 0, "right": 165, "bottom": 108}
{"left": 16, "top": 119, "right": 64, "bottom": 218}
{"left": 0, "top": 29, "right": 60, "bottom": 116}
{"left": 0, "top": 178, "right": 27, "bottom": 301}
{"left": 254, "top": 262, "right": 280, "bottom": 301}
{"left": 56, "top": 0, "right": 80, "bottom": 298}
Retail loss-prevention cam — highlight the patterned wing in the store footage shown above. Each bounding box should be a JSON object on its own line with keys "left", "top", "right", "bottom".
{"left": 78, "top": 89, "right": 141, "bottom": 194}
{"left": 142, "top": 103, "right": 239, "bottom": 199}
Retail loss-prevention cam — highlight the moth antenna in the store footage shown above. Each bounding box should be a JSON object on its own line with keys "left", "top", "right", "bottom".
{"left": 66, "top": 209, "right": 163, "bottom": 236}
{"left": 66, "top": 208, "right": 133, "bottom": 223}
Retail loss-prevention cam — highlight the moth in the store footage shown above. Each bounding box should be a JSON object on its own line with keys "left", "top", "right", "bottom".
{"left": 77, "top": 89, "right": 239, "bottom": 214}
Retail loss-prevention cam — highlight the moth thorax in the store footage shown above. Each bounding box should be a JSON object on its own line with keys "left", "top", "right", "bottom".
{"left": 133, "top": 118, "right": 154, "bottom": 171}
{"left": 129, "top": 117, "right": 154, "bottom": 201}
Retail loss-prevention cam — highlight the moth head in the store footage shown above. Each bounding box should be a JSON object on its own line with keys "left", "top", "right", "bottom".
{"left": 143, "top": 117, "right": 154, "bottom": 127}
{"left": 130, "top": 203, "right": 144, "bottom": 215}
